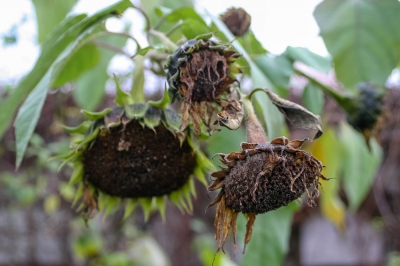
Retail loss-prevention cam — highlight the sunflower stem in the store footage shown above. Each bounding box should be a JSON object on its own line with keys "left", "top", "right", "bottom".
{"left": 243, "top": 96, "right": 268, "bottom": 144}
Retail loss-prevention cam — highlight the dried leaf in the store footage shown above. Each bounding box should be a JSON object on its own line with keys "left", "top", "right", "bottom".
{"left": 265, "top": 90, "right": 323, "bottom": 139}
{"left": 215, "top": 100, "right": 244, "bottom": 130}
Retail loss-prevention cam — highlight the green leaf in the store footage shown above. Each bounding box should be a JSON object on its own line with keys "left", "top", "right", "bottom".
{"left": 181, "top": 18, "right": 210, "bottom": 40}
{"left": 1, "top": 0, "right": 133, "bottom": 163}
{"left": 255, "top": 54, "right": 294, "bottom": 92}
{"left": 74, "top": 32, "right": 130, "bottom": 111}
{"left": 0, "top": 14, "right": 85, "bottom": 142}
{"left": 339, "top": 123, "right": 382, "bottom": 210}
{"left": 32, "top": 0, "right": 78, "bottom": 43}
{"left": 285, "top": 46, "right": 331, "bottom": 73}
{"left": 302, "top": 82, "right": 324, "bottom": 115}
{"left": 163, "top": 109, "right": 181, "bottom": 131}
{"left": 14, "top": 72, "right": 50, "bottom": 168}
{"left": 53, "top": 42, "right": 101, "bottom": 87}
{"left": 241, "top": 205, "right": 295, "bottom": 266}
{"left": 164, "top": 7, "right": 206, "bottom": 25}
{"left": 238, "top": 31, "right": 268, "bottom": 56}
{"left": 69, "top": 161, "right": 84, "bottom": 185}
{"left": 314, "top": 0, "right": 400, "bottom": 87}
{"left": 113, "top": 74, "right": 133, "bottom": 106}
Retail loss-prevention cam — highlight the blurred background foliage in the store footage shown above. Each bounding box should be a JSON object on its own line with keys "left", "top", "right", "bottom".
{"left": 1, "top": 0, "right": 400, "bottom": 265}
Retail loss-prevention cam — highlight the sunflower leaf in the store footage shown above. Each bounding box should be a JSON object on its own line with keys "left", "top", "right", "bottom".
{"left": 265, "top": 89, "right": 323, "bottom": 140}
{"left": 69, "top": 161, "right": 84, "bottom": 185}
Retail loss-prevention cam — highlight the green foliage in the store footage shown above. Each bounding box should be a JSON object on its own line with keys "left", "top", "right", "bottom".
{"left": 314, "top": 0, "right": 400, "bottom": 87}
{"left": 241, "top": 204, "right": 298, "bottom": 266}
{"left": 32, "top": 0, "right": 78, "bottom": 43}
{"left": 339, "top": 123, "right": 382, "bottom": 210}
{"left": 0, "top": 0, "right": 395, "bottom": 264}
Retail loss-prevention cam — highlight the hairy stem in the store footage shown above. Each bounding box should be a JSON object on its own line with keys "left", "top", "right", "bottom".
{"left": 243, "top": 96, "right": 268, "bottom": 144}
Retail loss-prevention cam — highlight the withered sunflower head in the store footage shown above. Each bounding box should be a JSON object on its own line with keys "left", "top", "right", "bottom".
{"left": 220, "top": 7, "right": 251, "bottom": 37}
{"left": 208, "top": 136, "right": 327, "bottom": 253}
{"left": 347, "top": 82, "right": 384, "bottom": 144}
{"left": 165, "top": 34, "right": 242, "bottom": 134}
{"left": 58, "top": 102, "right": 214, "bottom": 223}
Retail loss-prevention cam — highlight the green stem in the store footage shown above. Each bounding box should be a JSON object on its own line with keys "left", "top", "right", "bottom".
{"left": 148, "top": 29, "right": 177, "bottom": 52}
{"left": 243, "top": 96, "right": 268, "bottom": 144}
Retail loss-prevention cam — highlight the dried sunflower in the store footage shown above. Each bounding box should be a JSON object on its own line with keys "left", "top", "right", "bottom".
{"left": 207, "top": 93, "right": 327, "bottom": 253}
{"left": 165, "top": 34, "right": 242, "bottom": 134}
{"left": 57, "top": 82, "right": 213, "bottom": 223}
{"left": 221, "top": 7, "right": 251, "bottom": 37}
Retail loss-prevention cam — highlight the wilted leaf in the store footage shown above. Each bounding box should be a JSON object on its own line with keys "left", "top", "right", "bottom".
{"left": 314, "top": 0, "right": 400, "bottom": 87}
{"left": 265, "top": 89, "right": 323, "bottom": 139}
{"left": 214, "top": 100, "right": 244, "bottom": 131}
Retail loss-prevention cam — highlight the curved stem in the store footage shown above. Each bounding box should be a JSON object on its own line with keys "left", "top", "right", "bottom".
{"left": 243, "top": 96, "right": 268, "bottom": 144}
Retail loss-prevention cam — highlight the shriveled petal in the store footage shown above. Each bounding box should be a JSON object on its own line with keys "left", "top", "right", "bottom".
{"left": 243, "top": 213, "right": 256, "bottom": 254}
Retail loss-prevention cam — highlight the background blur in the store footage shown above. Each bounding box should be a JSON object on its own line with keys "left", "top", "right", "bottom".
{"left": 1, "top": 0, "right": 400, "bottom": 265}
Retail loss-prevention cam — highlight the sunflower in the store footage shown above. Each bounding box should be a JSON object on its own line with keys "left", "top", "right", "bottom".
{"left": 207, "top": 96, "right": 327, "bottom": 253}
{"left": 165, "top": 34, "right": 242, "bottom": 135}
{"left": 220, "top": 7, "right": 252, "bottom": 37}
{"left": 57, "top": 80, "right": 214, "bottom": 224}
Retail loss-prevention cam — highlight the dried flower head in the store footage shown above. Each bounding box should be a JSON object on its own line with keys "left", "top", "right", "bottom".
{"left": 221, "top": 7, "right": 252, "bottom": 37}
{"left": 208, "top": 136, "right": 327, "bottom": 253}
{"left": 166, "top": 35, "right": 242, "bottom": 134}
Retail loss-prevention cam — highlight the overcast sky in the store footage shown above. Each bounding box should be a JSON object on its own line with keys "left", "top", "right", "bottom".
{"left": 0, "top": 0, "right": 326, "bottom": 85}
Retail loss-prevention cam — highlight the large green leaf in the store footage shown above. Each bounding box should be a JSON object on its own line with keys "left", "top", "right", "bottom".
{"left": 73, "top": 33, "right": 129, "bottom": 111}
{"left": 53, "top": 42, "right": 101, "bottom": 87}
{"left": 285, "top": 46, "right": 331, "bottom": 73}
{"left": 339, "top": 123, "right": 382, "bottom": 210}
{"left": 12, "top": 0, "right": 133, "bottom": 167}
{"left": 302, "top": 82, "right": 324, "bottom": 115}
{"left": 240, "top": 205, "right": 296, "bottom": 266}
{"left": 255, "top": 54, "right": 293, "bottom": 93}
{"left": 314, "top": 0, "right": 400, "bottom": 87}
{"left": 0, "top": 14, "right": 85, "bottom": 141}
{"left": 32, "top": 0, "right": 78, "bottom": 43}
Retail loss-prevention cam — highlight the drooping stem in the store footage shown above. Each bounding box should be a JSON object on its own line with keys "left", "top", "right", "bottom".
{"left": 243, "top": 96, "right": 268, "bottom": 144}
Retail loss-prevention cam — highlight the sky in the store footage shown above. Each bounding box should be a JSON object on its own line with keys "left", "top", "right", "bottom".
{"left": 0, "top": 0, "right": 326, "bottom": 85}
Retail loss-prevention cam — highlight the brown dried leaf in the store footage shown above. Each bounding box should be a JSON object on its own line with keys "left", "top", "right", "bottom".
{"left": 266, "top": 90, "right": 323, "bottom": 139}
{"left": 215, "top": 100, "right": 244, "bottom": 130}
